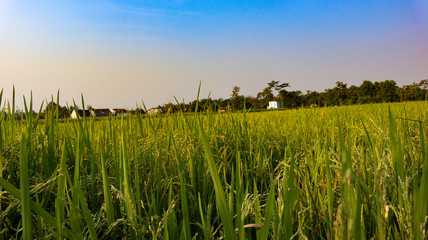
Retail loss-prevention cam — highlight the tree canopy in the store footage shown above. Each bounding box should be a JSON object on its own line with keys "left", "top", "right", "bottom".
{"left": 161, "top": 79, "right": 427, "bottom": 112}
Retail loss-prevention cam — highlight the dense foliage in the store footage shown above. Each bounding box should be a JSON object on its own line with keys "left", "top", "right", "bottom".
{"left": 176, "top": 80, "right": 428, "bottom": 112}
{"left": 0, "top": 91, "right": 427, "bottom": 239}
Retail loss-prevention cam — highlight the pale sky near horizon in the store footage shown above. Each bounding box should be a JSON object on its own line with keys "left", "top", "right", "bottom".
{"left": 1, "top": 0, "right": 427, "bottom": 109}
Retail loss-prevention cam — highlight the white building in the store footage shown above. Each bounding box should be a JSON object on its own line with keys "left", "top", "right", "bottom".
{"left": 70, "top": 109, "right": 90, "bottom": 119}
{"left": 70, "top": 110, "right": 78, "bottom": 119}
{"left": 267, "top": 101, "right": 281, "bottom": 109}
{"left": 147, "top": 108, "right": 163, "bottom": 115}
{"left": 111, "top": 108, "right": 127, "bottom": 117}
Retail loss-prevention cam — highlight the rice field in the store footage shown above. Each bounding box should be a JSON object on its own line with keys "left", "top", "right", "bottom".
{"left": 0, "top": 92, "right": 427, "bottom": 239}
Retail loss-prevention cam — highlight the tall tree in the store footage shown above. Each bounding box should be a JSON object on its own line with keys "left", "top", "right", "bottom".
{"left": 420, "top": 79, "right": 428, "bottom": 90}
{"left": 399, "top": 82, "right": 427, "bottom": 101}
{"left": 267, "top": 80, "right": 290, "bottom": 93}
{"left": 231, "top": 86, "right": 242, "bottom": 110}
{"left": 333, "top": 81, "right": 348, "bottom": 105}
{"left": 257, "top": 87, "right": 274, "bottom": 108}
{"left": 259, "top": 81, "right": 290, "bottom": 108}
{"left": 279, "top": 90, "right": 302, "bottom": 108}
{"left": 377, "top": 80, "right": 399, "bottom": 102}
{"left": 358, "top": 80, "right": 375, "bottom": 104}
{"left": 302, "top": 90, "right": 320, "bottom": 107}
{"left": 346, "top": 85, "right": 359, "bottom": 105}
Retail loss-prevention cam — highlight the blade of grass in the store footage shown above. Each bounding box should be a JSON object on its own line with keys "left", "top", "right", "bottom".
{"left": 19, "top": 132, "right": 32, "bottom": 240}
{"left": 260, "top": 182, "right": 276, "bottom": 240}
{"left": 0, "top": 177, "right": 77, "bottom": 238}
{"left": 198, "top": 117, "right": 236, "bottom": 240}
{"left": 100, "top": 136, "right": 114, "bottom": 225}
{"left": 171, "top": 135, "right": 191, "bottom": 240}
{"left": 55, "top": 141, "right": 67, "bottom": 239}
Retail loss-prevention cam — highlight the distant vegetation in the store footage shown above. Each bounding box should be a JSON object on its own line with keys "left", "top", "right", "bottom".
{"left": 0, "top": 87, "right": 426, "bottom": 239}
{"left": 9, "top": 79, "right": 425, "bottom": 118}
{"left": 167, "top": 79, "right": 428, "bottom": 112}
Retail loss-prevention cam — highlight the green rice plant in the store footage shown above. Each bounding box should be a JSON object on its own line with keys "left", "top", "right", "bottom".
{"left": 172, "top": 134, "right": 191, "bottom": 240}
{"left": 0, "top": 173, "right": 77, "bottom": 238}
{"left": 260, "top": 181, "right": 276, "bottom": 240}
{"left": 19, "top": 131, "right": 32, "bottom": 240}
{"left": 413, "top": 120, "right": 428, "bottom": 239}
{"left": 55, "top": 140, "right": 67, "bottom": 239}
{"left": 198, "top": 115, "right": 236, "bottom": 240}
{"left": 99, "top": 134, "right": 114, "bottom": 225}
{"left": 0, "top": 88, "right": 426, "bottom": 239}
{"left": 120, "top": 117, "right": 138, "bottom": 239}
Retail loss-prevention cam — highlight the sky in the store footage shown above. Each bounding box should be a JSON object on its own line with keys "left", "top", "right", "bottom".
{"left": 1, "top": 0, "right": 427, "bottom": 109}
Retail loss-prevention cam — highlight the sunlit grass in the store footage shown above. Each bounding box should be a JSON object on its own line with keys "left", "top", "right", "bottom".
{"left": 0, "top": 91, "right": 427, "bottom": 239}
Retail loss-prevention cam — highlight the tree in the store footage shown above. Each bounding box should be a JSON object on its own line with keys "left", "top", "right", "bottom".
{"left": 244, "top": 96, "right": 257, "bottom": 109}
{"left": 318, "top": 91, "right": 331, "bottom": 107}
{"left": 302, "top": 90, "right": 320, "bottom": 107}
{"left": 44, "top": 101, "right": 69, "bottom": 119}
{"left": 131, "top": 78, "right": 427, "bottom": 113}
{"left": 162, "top": 102, "right": 179, "bottom": 113}
{"left": 279, "top": 90, "right": 302, "bottom": 108}
{"left": 231, "top": 86, "right": 240, "bottom": 99}
{"left": 267, "top": 80, "right": 290, "bottom": 93}
{"left": 333, "top": 81, "right": 348, "bottom": 105}
{"left": 420, "top": 79, "right": 428, "bottom": 90}
{"left": 275, "top": 82, "right": 290, "bottom": 91}
{"left": 257, "top": 87, "right": 274, "bottom": 108}
{"left": 377, "top": 80, "right": 399, "bottom": 102}
{"left": 67, "top": 104, "right": 80, "bottom": 112}
{"left": 358, "top": 80, "right": 375, "bottom": 104}
{"left": 268, "top": 80, "right": 278, "bottom": 89}
{"left": 258, "top": 81, "right": 290, "bottom": 108}
{"left": 420, "top": 79, "right": 428, "bottom": 100}
{"left": 133, "top": 107, "right": 145, "bottom": 115}
{"left": 399, "top": 82, "right": 426, "bottom": 101}
{"left": 231, "top": 86, "right": 242, "bottom": 110}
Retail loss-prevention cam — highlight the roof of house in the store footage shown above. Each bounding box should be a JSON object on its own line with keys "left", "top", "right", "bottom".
{"left": 73, "top": 109, "right": 91, "bottom": 116}
{"left": 92, "top": 108, "right": 110, "bottom": 113}
{"left": 218, "top": 106, "right": 232, "bottom": 112}
{"left": 112, "top": 108, "right": 127, "bottom": 113}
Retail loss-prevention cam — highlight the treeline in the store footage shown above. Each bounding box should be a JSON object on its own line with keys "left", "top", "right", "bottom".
{"left": 27, "top": 79, "right": 427, "bottom": 117}
{"left": 161, "top": 79, "right": 428, "bottom": 112}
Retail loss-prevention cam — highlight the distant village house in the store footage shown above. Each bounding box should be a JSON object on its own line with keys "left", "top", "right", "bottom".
{"left": 70, "top": 109, "right": 91, "bottom": 119}
{"left": 147, "top": 108, "right": 163, "bottom": 115}
{"left": 267, "top": 101, "right": 281, "bottom": 109}
{"left": 90, "top": 108, "right": 110, "bottom": 117}
{"left": 218, "top": 106, "right": 232, "bottom": 112}
{"left": 71, "top": 108, "right": 128, "bottom": 119}
{"left": 111, "top": 108, "right": 127, "bottom": 117}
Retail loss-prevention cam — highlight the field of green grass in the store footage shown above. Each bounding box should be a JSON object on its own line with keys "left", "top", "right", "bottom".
{"left": 0, "top": 92, "right": 427, "bottom": 239}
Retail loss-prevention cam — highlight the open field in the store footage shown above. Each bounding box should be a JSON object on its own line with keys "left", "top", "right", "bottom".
{"left": 0, "top": 97, "right": 427, "bottom": 239}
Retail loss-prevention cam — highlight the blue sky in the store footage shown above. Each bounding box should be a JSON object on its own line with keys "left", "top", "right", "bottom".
{"left": 1, "top": 0, "right": 427, "bottom": 108}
